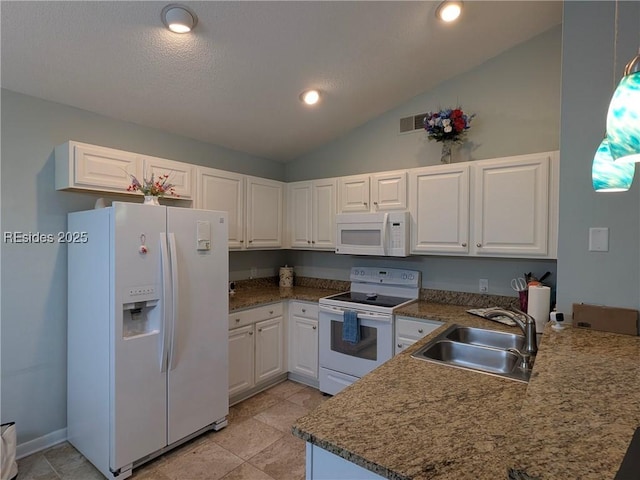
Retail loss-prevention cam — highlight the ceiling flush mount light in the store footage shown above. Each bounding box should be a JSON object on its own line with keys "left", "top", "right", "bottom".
{"left": 436, "top": 1, "right": 463, "bottom": 23}
{"left": 161, "top": 4, "right": 198, "bottom": 33}
{"left": 592, "top": 138, "right": 635, "bottom": 192}
{"left": 300, "top": 89, "right": 320, "bottom": 106}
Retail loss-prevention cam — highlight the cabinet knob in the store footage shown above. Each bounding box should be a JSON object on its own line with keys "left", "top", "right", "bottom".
{"left": 302, "top": 309, "right": 306, "bottom": 313}
{"left": 240, "top": 240, "right": 244, "bottom": 243}
{"left": 397, "top": 343, "right": 403, "bottom": 349}
{"left": 249, "top": 331, "right": 254, "bottom": 335}
{"left": 312, "top": 326, "right": 317, "bottom": 330}
{"left": 249, "top": 240, "right": 253, "bottom": 244}
{"left": 235, "top": 318, "right": 240, "bottom": 323}
{"left": 476, "top": 243, "right": 482, "bottom": 248}
{"left": 364, "top": 202, "right": 368, "bottom": 206}
{"left": 269, "top": 310, "right": 273, "bottom": 315}
{"left": 307, "top": 240, "right": 311, "bottom": 244}
{"left": 311, "top": 240, "right": 315, "bottom": 244}
{"left": 418, "top": 328, "right": 424, "bottom": 334}
{"left": 258, "top": 328, "right": 263, "bottom": 332}
{"left": 461, "top": 243, "right": 467, "bottom": 247}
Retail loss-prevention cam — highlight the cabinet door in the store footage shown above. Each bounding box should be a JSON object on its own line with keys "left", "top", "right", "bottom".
{"left": 371, "top": 171, "right": 407, "bottom": 211}
{"left": 228, "top": 325, "right": 255, "bottom": 397}
{"left": 473, "top": 154, "right": 550, "bottom": 256}
{"left": 338, "top": 175, "right": 370, "bottom": 213}
{"left": 410, "top": 164, "right": 470, "bottom": 254}
{"left": 255, "top": 317, "right": 284, "bottom": 384}
{"left": 58, "top": 141, "right": 141, "bottom": 192}
{"left": 288, "top": 181, "right": 313, "bottom": 248}
{"left": 141, "top": 156, "right": 194, "bottom": 199}
{"left": 246, "top": 176, "right": 284, "bottom": 249}
{"left": 197, "top": 167, "right": 245, "bottom": 249}
{"left": 312, "top": 179, "right": 337, "bottom": 249}
{"left": 290, "top": 317, "right": 319, "bottom": 379}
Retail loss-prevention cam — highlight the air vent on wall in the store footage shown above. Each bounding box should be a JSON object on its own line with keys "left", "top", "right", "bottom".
{"left": 399, "top": 113, "right": 428, "bottom": 134}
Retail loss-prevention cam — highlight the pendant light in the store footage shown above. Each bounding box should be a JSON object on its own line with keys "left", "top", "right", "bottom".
{"left": 605, "top": 4, "right": 640, "bottom": 162}
{"left": 592, "top": 138, "right": 635, "bottom": 192}
{"left": 592, "top": 0, "right": 636, "bottom": 192}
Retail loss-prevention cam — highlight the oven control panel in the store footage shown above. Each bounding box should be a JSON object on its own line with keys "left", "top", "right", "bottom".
{"left": 350, "top": 267, "right": 420, "bottom": 287}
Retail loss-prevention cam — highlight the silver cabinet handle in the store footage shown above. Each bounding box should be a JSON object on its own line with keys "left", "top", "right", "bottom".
{"left": 397, "top": 343, "right": 403, "bottom": 349}
{"left": 418, "top": 328, "right": 424, "bottom": 334}
{"left": 477, "top": 243, "right": 482, "bottom": 247}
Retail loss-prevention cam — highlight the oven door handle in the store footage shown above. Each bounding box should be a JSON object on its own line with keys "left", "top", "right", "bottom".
{"left": 319, "top": 305, "right": 392, "bottom": 322}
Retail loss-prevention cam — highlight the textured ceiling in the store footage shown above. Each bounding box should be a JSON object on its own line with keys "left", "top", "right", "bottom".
{"left": 1, "top": 1, "right": 562, "bottom": 162}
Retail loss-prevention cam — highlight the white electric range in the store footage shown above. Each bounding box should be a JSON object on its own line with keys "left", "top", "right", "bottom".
{"left": 318, "top": 267, "right": 420, "bottom": 395}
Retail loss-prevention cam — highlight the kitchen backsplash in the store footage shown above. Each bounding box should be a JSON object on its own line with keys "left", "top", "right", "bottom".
{"left": 233, "top": 276, "right": 518, "bottom": 309}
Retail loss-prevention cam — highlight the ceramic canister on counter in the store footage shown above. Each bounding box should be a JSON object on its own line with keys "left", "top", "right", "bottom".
{"left": 279, "top": 265, "right": 294, "bottom": 288}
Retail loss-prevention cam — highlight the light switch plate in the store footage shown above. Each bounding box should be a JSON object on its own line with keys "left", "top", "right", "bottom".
{"left": 589, "top": 227, "right": 609, "bottom": 252}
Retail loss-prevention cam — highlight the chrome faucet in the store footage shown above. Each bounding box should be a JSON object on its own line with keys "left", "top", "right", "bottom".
{"left": 484, "top": 308, "right": 537, "bottom": 370}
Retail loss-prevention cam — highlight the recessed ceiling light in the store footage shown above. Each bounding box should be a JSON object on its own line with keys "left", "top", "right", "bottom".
{"left": 436, "top": 1, "right": 463, "bottom": 22}
{"left": 300, "top": 89, "right": 321, "bottom": 106}
{"left": 161, "top": 4, "right": 198, "bottom": 33}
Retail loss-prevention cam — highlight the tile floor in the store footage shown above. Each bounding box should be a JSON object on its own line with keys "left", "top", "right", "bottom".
{"left": 17, "top": 381, "right": 327, "bottom": 480}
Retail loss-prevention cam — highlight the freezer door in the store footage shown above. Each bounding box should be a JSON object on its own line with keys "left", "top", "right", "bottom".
{"left": 166, "top": 207, "right": 229, "bottom": 444}
{"left": 111, "top": 202, "right": 168, "bottom": 471}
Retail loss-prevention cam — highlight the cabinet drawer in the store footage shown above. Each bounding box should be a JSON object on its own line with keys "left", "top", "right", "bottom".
{"left": 395, "top": 317, "right": 443, "bottom": 341}
{"left": 289, "top": 302, "right": 318, "bottom": 319}
{"left": 229, "top": 302, "right": 283, "bottom": 329}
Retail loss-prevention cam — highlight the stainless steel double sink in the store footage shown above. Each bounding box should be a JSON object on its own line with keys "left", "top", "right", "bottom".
{"left": 410, "top": 324, "right": 532, "bottom": 383}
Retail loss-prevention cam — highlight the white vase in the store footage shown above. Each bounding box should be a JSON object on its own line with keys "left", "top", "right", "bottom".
{"left": 143, "top": 195, "right": 160, "bottom": 206}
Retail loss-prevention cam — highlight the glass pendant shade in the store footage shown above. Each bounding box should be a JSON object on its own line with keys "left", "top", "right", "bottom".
{"left": 592, "top": 138, "right": 635, "bottom": 192}
{"left": 606, "top": 70, "right": 640, "bottom": 162}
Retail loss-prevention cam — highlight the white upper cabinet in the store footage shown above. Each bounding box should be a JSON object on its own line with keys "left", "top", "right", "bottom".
{"left": 55, "top": 141, "right": 142, "bottom": 193}
{"left": 338, "top": 172, "right": 407, "bottom": 213}
{"left": 472, "top": 152, "right": 553, "bottom": 257}
{"left": 196, "top": 167, "right": 245, "bottom": 249}
{"left": 288, "top": 179, "right": 337, "bottom": 250}
{"left": 409, "top": 164, "right": 470, "bottom": 254}
{"left": 55, "top": 141, "right": 194, "bottom": 199}
{"left": 370, "top": 171, "right": 407, "bottom": 211}
{"left": 338, "top": 175, "right": 370, "bottom": 213}
{"left": 141, "top": 155, "right": 194, "bottom": 199}
{"left": 246, "top": 176, "right": 284, "bottom": 249}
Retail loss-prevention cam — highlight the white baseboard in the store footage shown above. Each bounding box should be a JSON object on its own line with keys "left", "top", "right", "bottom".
{"left": 17, "top": 428, "right": 67, "bottom": 459}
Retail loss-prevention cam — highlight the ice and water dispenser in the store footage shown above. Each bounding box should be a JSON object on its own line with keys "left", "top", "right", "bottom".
{"left": 122, "top": 285, "right": 160, "bottom": 338}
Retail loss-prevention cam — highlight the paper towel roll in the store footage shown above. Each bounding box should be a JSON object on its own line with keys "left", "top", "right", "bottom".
{"left": 527, "top": 285, "right": 551, "bottom": 333}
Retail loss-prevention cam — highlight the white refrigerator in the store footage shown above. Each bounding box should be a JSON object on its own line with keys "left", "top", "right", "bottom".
{"left": 67, "top": 202, "right": 229, "bottom": 479}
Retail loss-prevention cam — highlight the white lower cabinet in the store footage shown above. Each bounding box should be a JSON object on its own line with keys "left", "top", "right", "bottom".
{"left": 288, "top": 302, "right": 319, "bottom": 382}
{"left": 228, "top": 303, "right": 284, "bottom": 400}
{"left": 394, "top": 316, "right": 443, "bottom": 355}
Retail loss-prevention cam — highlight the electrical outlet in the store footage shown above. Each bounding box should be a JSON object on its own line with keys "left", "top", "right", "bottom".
{"left": 250, "top": 267, "right": 258, "bottom": 278}
{"left": 479, "top": 279, "right": 489, "bottom": 293}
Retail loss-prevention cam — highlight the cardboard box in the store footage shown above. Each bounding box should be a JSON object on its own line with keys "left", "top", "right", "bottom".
{"left": 572, "top": 303, "right": 639, "bottom": 336}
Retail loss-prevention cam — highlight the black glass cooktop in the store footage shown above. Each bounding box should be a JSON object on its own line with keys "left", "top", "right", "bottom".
{"left": 325, "top": 291, "right": 411, "bottom": 308}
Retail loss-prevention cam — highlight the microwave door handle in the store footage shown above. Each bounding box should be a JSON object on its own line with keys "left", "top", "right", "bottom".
{"left": 381, "top": 212, "right": 389, "bottom": 255}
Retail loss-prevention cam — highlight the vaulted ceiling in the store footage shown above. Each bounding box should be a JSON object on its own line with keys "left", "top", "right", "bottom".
{"left": 1, "top": 1, "right": 562, "bottom": 162}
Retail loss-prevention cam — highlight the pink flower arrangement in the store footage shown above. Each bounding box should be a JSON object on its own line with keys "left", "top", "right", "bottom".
{"left": 127, "top": 173, "right": 178, "bottom": 197}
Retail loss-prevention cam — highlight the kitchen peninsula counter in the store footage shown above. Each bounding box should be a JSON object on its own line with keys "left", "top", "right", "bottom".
{"left": 293, "top": 301, "right": 640, "bottom": 479}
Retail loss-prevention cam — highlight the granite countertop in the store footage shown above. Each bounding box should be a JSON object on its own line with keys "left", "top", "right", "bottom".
{"left": 228, "top": 278, "right": 345, "bottom": 312}
{"left": 292, "top": 301, "right": 640, "bottom": 480}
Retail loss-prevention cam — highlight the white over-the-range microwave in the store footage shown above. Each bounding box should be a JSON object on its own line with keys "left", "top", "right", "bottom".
{"left": 335, "top": 211, "right": 410, "bottom": 257}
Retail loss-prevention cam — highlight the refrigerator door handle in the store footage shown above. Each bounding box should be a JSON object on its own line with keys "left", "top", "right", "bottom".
{"left": 159, "top": 233, "right": 171, "bottom": 373}
{"left": 168, "top": 233, "right": 179, "bottom": 371}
